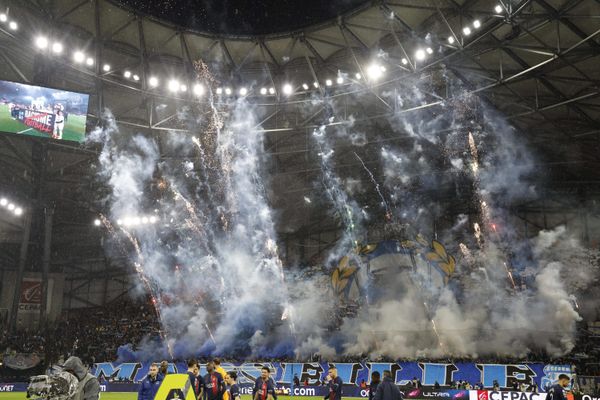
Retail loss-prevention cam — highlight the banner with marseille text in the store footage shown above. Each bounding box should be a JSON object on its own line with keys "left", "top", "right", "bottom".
{"left": 92, "top": 361, "right": 572, "bottom": 392}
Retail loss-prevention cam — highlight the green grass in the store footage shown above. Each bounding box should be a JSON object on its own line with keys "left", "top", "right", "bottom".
{"left": 0, "top": 394, "right": 362, "bottom": 400}
{"left": 0, "top": 103, "right": 87, "bottom": 142}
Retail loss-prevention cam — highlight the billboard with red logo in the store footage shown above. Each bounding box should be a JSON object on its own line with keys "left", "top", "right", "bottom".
{"left": 19, "top": 279, "right": 42, "bottom": 308}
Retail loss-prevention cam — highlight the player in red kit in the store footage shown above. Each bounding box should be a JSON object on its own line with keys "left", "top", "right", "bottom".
{"left": 200, "top": 361, "right": 225, "bottom": 400}
{"left": 253, "top": 366, "right": 276, "bottom": 400}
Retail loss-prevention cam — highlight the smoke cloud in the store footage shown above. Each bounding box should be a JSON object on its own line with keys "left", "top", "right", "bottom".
{"left": 91, "top": 60, "right": 598, "bottom": 362}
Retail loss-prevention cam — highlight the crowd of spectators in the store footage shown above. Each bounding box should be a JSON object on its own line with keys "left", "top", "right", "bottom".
{"left": 1, "top": 297, "right": 161, "bottom": 370}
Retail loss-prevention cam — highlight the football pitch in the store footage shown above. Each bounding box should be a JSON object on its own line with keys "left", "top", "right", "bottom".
{"left": 0, "top": 103, "right": 86, "bottom": 142}
{"left": 0, "top": 394, "right": 360, "bottom": 400}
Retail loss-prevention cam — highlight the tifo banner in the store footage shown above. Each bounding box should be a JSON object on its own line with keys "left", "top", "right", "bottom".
{"left": 93, "top": 362, "right": 572, "bottom": 392}
{"left": 3, "top": 353, "right": 41, "bottom": 370}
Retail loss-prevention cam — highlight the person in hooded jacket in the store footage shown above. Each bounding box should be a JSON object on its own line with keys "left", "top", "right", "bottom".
{"left": 374, "top": 371, "right": 402, "bottom": 400}
{"left": 62, "top": 356, "right": 100, "bottom": 400}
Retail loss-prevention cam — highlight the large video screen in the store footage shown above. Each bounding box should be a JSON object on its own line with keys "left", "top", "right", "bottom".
{"left": 0, "top": 80, "right": 89, "bottom": 143}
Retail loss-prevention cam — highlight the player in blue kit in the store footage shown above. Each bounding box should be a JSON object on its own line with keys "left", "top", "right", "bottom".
{"left": 200, "top": 361, "right": 225, "bottom": 400}
{"left": 226, "top": 371, "right": 241, "bottom": 400}
{"left": 548, "top": 374, "right": 570, "bottom": 400}
{"left": 324, "top": 366, "right": 343, "bottom": 400}
{"left": 253, "top": 366, "right": 276, "bottom": 400}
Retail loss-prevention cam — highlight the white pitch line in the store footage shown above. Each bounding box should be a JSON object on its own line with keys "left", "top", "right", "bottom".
{"left": 17, "top": 128, "right": 33, "bottom": 134}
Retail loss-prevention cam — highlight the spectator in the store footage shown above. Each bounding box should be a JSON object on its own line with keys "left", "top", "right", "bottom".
{"left": 374, "top": 371, "right": 402, "bottom": 400}
{"left": 369, "top": 372, "right": 381, "bottom": 400}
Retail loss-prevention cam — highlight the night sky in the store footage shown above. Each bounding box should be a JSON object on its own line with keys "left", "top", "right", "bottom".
{"left": 116, "top": 0, "right": 369, "bottom": 35}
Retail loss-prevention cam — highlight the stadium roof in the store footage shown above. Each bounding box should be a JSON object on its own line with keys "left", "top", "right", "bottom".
{"left": 0, "top": 0, "right": 599, "bottom": 305}
{"left": 113, "top": 0, "right": 371, "bottom": 36}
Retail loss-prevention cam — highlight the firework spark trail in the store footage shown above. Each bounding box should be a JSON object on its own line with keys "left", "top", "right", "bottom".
{"left": 430, "top": 319, "right": 445, "bottom": 351}
{"left": 118, "top": 228, "right": 175, "bottom": 359}
{"left": 468, "top": 132, "right": 479, "bottom": 174}
{"left": 503, "top": 262, "right": 517, "bottom": 289}
{"left": 191, "top": 136, "right": 219, "bottom": 204}
{"left": 169, "top": 187, "right": 214, "bottom": 253}
{"left": 467, "top": 131, "right": 516, "bottom": 289}
{"left": 173, "top": 266, "right": 217, "bottom": 345}
{"left": 353, "top": 151, "right": 391, "bottom": 217}
{"left": 313, "top": 126, "right": 360, "bottom": 245}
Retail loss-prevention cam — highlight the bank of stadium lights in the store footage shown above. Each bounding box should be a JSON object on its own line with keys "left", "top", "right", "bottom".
{"left": 224, "top": 87, "right": 232, "bottom": 96}
{"left": 313, "top": 82, "right": 319, "bottom": 88}
{"left": 168, "top": 79, "right": 180, "bottom": 92}
{"left": 448, "top": 36, "right": 455, "bottom": 44}
{"left": 282, "top": 83, "right": 293, "bottom": 96}
{"left": 116, "top": 215, "right": 158, "bottom": 227}
{"left": 52, "top": 42, "right": 63, "bottom": 54}
{"left": 302, "top": 83, "right": 309, "bottom": 90}
{"left": 401, "top": 58, "right": 408, "bottom": 65}
{"left": 148, "top": 76, "right": 159, "bottom": 88}
{"left": 133, "top": 74, "right": 140, "bottom": 82}
{"left": 463, "top": 26, "right": 472, "bottom": 36}
{"left": 473, "top": 20, "right": 481, "bottom": 29}
{"left": 494, "top": 4, "right": 504, "bottom": 13}
{"left": 35, "top": 36, "right": 49, "bottom": 49}
{"left": 102, "top": 64, "right": 111, "bottom": 72}
{"left": 0, "top": 12, "right": 17, "bottom": 30}
{"left": 0, "top": 197, "right": 24, "bottom": 217}
{"left": 325, "top": 79, "right": 333, "bottom": 87}
{"left": 415, "top": 49, "right": 426, "bottom": 61}
{"left": 93, "top": 219, "right": 101, "bottom": 226}
{"left": 193, "top": 83, "right": 204, "bottom": 96}
{"left": 336, "top": 76, "right": 344, "bottom": 84}
{"left": 366, "top": 63, "right": 385, "bottom": 80}
{"left": 260, "top": 87, "right": 267, "bottom": 95}
{"left": 86, "top": 57, "right": 94, "bottom": 66}
{"left": 355, "top": 73, "right": 362, "bottom": 80}
{"left": 73, "top": 51, "right": 84, "bottom": 63}
{"left": 269, "top": 87, "right": 276, "bottom": 95}
{"left": 216, "top": 88, "right": 223, "bottom": 95}
{"left": 123, "top": 70, "right": 132, "bottom": 79}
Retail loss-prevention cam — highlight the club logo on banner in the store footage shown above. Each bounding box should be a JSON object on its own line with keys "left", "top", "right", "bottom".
{"left": 18, "top": 279, "right": 42, "bottom": 313}
{"left": 478, "top": 391, "right": 489, "bottom": 400}
{"left": 3, "top": 353, "right": 41, "bottom": 370}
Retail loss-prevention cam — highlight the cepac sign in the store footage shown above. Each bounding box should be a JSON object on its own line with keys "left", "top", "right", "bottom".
{"left": 470, "top": 391, "right": 547, "bottom": 400}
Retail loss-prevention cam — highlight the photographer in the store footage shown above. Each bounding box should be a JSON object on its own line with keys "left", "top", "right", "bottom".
{"left": 62, "top": 356, "right": 100, "bottom": 400}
